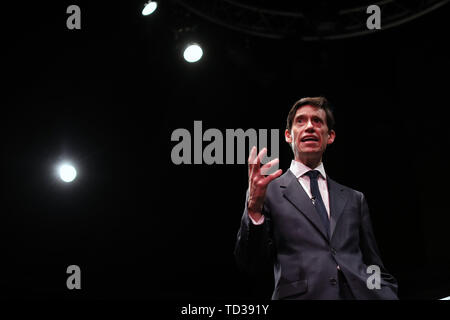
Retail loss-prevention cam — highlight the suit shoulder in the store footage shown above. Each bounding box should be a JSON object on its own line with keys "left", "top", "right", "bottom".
{"left": 328, "top": 178, "right": 364, "bottom": 198}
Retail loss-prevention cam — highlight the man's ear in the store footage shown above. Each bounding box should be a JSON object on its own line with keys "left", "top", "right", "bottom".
{"left": 285, "top": 129, "right": 292, "bottom": 144}
{"left": 327, "top": 130, "right": 336, "bottom": 145}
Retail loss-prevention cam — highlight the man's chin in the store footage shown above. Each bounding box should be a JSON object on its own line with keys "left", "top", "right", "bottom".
{"left": 295, "top": 149, "right": 324, "bottom": 160}
{"left": 299, "top": 149, "right": 322, "bottom": 154}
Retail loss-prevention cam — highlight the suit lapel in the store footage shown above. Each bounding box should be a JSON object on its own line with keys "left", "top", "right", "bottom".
{"left": 327, "top": 177, "right": 348, "bottom": 239}
{"left": 280, "top": 170, "right": 329, "bottom": 241}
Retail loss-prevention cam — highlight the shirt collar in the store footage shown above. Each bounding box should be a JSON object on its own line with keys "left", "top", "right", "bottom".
{"left": 289, "top": 160, "right": 327, "bottom": 180}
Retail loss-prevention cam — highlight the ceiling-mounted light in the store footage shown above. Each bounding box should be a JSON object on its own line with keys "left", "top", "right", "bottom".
{"left": 142, "top": 1, "right": 158, "bottom": 16}
{"left": 183, "top": 43, "right": 203, "bottom": 63}
{"left": 58, "top": 163, "right": 77, "bottom": 183}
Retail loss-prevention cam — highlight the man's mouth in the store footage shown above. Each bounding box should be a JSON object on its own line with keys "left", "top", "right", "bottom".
{"left": 301, "top": 136, "right": 319, "bottom": 142}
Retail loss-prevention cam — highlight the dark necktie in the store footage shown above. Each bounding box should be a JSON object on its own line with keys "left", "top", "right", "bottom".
{"left": 305, "top": 170, "right": 330, "bottom": 236}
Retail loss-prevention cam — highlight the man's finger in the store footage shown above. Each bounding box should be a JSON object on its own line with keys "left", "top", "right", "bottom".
{"left": 248, "top": 146, "right": 257, "bottom": 177}
{"left": 264, "top": 169, "right": 283, "bottom": 184}
{"left": 256, "top": 147, "right": 267, "bottom": 166}
{"left": 248, "top": 146, "right": 257, "bottom": 164}
{"left": 260, "top": 158, "right": 279, "bottom": 175}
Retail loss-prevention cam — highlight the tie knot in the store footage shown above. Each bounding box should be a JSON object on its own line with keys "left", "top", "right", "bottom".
{"left": 305, "top": 170, "right": 320, "bottom": 180}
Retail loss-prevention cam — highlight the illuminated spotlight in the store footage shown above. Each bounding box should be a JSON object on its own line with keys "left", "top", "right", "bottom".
{"left": 142, "top": 1, "right": 157, "bottom": 16}
{"left": 58, "top": 163, "right": 77, "bottom": 183}
{"left": 183, "top": 43, "right": 203, "bottom": 63}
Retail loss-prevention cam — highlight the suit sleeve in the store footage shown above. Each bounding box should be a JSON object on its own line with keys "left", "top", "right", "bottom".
{"left": 234, "top": 190, "right": 274, "bottom": 275}
{"left": 359, "top": 192, "right": 399, "bottom": 298}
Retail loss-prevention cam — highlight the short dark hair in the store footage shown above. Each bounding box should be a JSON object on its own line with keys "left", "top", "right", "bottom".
{"left": 286, "top": 96, "right": 335, "bottom": 132}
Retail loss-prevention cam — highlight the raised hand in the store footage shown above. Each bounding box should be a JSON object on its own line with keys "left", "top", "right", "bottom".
{"left": 247, "top": 146, "right": 283, "bottom": 220}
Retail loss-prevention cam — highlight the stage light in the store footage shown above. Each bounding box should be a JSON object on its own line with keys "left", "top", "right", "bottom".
{"left": 183, "top": 43, "right": 203, "bottom": 63}
{"left": 59, "top": 163, "right": 77, "bottom": 183}
{"left": 142, "top": 1, "right": 157, "bottom": 16}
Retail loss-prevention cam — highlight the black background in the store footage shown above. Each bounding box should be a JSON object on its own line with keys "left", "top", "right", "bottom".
{"left": 2, "top": 1, "right": 450, "bottom": 301}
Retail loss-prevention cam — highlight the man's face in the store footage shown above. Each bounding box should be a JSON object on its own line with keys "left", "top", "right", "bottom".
{"left": 285, "top": 105, "right": 335, "bottom": 162}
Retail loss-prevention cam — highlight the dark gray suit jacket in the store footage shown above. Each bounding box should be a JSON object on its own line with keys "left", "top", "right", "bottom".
{"left": 235, "top": 170, "right": 398, "bottom": 300}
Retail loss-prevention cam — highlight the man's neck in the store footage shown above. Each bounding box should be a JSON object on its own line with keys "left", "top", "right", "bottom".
{"left": 295, "top": 156, "right": 322, "bottom": 169}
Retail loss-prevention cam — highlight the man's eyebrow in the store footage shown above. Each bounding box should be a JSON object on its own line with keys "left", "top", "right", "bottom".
{"left": 294, "top": 113, "right": 318, "bottom": 119}
{"left": 294, "top": 114, "right": 324, "bottom": 121}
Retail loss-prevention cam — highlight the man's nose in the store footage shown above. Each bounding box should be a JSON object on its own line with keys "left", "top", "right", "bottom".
{"left": 305, "top": 119, "right": 315, "bottom": 131}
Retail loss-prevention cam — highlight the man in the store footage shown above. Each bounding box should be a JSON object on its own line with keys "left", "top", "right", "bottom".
{"left": 234, "top": 97, "right": 398, "bottom": 300}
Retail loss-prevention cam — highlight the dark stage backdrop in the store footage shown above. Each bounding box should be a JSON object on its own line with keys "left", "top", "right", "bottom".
{"left": 1, "top": 1, "right": 450, "bottom": 301}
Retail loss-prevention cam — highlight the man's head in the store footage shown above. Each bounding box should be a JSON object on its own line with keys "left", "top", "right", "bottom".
{"left": 285, "top": 97, "right": 336, "bottom": 167}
